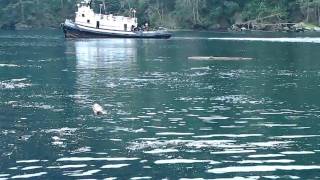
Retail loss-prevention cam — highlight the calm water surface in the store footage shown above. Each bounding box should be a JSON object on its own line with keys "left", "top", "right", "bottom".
{"left": 1, "top": 30, "right": 320, "bottom": 179}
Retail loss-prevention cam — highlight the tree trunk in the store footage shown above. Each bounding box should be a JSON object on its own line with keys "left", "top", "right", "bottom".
{"left": 60, "top": 0, "right": 64, "bottom": 9}
{"left": 307, "top": 1, "right": 310, "bottom": 22}
{"left": 318, "top": 5, "right": 320, "bottom": 25}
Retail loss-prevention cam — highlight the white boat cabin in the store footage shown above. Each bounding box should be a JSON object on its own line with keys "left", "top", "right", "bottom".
{"left": 75, "top": 0, "right": 138, "bottom": 31}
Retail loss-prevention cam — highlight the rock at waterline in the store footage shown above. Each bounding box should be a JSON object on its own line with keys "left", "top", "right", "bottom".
{"left": 92, "top": 103, "right": 105, "bottom": 115}
{"left": 188, "top": 56, "right": 253, "bottom": 61}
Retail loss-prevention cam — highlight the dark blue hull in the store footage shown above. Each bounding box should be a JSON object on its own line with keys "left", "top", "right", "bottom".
{"left": 61, "top": 23, "right": 172, "bottom": 39}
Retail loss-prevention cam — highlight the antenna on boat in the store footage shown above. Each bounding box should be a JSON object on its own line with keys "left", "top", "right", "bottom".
{"left": 103, "top": 0, "right": 107, "bottom": 14}
{"left": 130, "top": 8, "right": 136, "bottom": 18}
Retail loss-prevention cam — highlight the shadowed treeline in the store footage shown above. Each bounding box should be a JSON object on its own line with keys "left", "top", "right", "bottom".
{"left": 0, "top": 0, "right": 320, "bottom": 30}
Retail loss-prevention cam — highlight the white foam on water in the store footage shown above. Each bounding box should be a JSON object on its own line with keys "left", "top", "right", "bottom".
{"left": 11, "top": 172, "right": 47, "bottom": 179}
{"left": 72, "top": 146, "right": 92, "bottom": 153}
{"left": 292, "top": 127, "right": 311, "bottom": 129}
{"left": 198, "top": 116, "right": 230, "bottom": 121}
{"left": 103, "top": 177, "right": 117, "bottom": 180}
{"left": 47, "top": 164, "right": 87, "bottom": 169}
{"left": 262, "top": 176, "right": 280, "bottom": 179}
{"left": 52, "top": 141, "right": 63, "bottom": 145}
{"left": 280, "top": 151, "right": 315, "bottom": 155}
{"left": 210, "top": 177, "right": 260, "bottom": 180}
{"left": 21, "top": 166, "right": 43, "bottom": 170}
{"left": 101, "top": 164, "right": 130, "bottom": 169}
{"left": 194, "top": 134, "right": 262, "bottom": 138}
{"left": 57, "top": 157, "right": 139, "bottom": 162}
{"left": 68, "top": 169, "right": 101, "bottom": 177}
{"left": 286, "top": 176, "right": 300, "bottom": 179}
{"left": 249, "top": 141, "right": 292, "bottom": 147}
{"left": 220, "top": 126, "right": 244, "bottom": 128}
{"left": 128, "top": 139, "right": 237, "bottom": 150}
{"left": 144, "top": 149, "right": 179, "bottom": 154}
{"left": 208, "top": 165, "right": 320, "bottom": 174}
{"left": 45, "top": 127, "right": 78, "bottom": 134}
{"left": 120, "top": 117, "right": 141, "bottom": 120}
{"left": 0, "top": 64, "right": 19, "bottom": 67}
{"left": 138, "top": 138, "right": 159, "bottom": 140}
{"left": 156, "top": 132, "right": 194, "bottom": 136}
{"left": 154, "top": 159, "right": 219, "bottom": 164}
{"left": 0, "top": 81, "right": 32, "bottom": 89}
{"left": 186, "top": 140, "right": 238, "bottom": 149}
{"left": 130, "top": 177, "right": 152, "bottom": 180}
{"left": 237, "top": 159, "right": 295, "bottom": 164}
{"left": 208, "top": 37, "right": 320, "bottom": 43}
{"left": 248, "top": 154, "right": 285, "bottom": 158}
{"left": 240, "top": 117, "right": 266, "bottom": 120}
{"left": 255, "top": 124, "right": 297, "bottom": 127}
{"left": 16, "top": 160, "right": 42, "bottom": 163}
{"left": 110, "top": 139, "right": 122, "bottom": 142}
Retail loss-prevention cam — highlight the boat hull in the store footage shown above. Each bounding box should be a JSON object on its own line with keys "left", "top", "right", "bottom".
{"left": 61, "top": 22, "right": 172, "bottom": 39}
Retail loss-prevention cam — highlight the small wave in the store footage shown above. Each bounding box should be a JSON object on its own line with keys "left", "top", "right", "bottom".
{"left": 237, "top": 159, "right": 295, "bottom": 164}
{"left": 66, "top": 169, "right": 101, "bottom": 177}
{"left": 198, "top": 116, "right": 230, "bottom": 121}
{"left": 211, "top": 149, "right": 256, "bottom": 154}
{"left": 44, "top": 128, "right": 78, "bottom": 135}
{"left": 0, "top": 64, "right": 19, "bottom": 67}
{"left": 273, "top": 135, "right": 320, "bottom": 139}
{"left": 208, "top": 165, "right": 320, "bottom": 174}
{"left": 249, "top": 141, "right": 293, "bottom": 147}
{"left": 154, "top": 159, "right": 219, "bottom": 164}
{"left": 16, "top": 160, "right": 47, "bottom": 163}
{"left": 47, "top": 164, "right": 87, "bottom": 169}
{"left": 144, "top": 149, "right": 179, "bottom": 154}
{"left": 57, "top": 157, "right": 139, "bottom": 162}
{"left": 128, "top": 139, "right": 237, "bottom": 151}
{"left": 280, "top": 151, "right": 315, "bottom": 155}
{"left": 254, "top": 123, "right": 297, "bottom": 127}
{"left": 0, "top": 80, "right": 32, "bottom": 89}
{"left": 130, "top": 177, "right": 152, "bottom": 180}
{"left": 193, "top": 134, "right": 263, "bottom": 138}
{"left": 248, "top": 154, "right": 285, "bottom": 158}
{"left": 101, "top": 164, "right": 130, "bottom": 169}
{"left": 156, "top": 132, "right": 194, "bottom": 136}
{"left": 21, "top": 166, "right": 43, "bottom": 170}
{"left": 11, "top": 172, "right": 47, "bottom": 179}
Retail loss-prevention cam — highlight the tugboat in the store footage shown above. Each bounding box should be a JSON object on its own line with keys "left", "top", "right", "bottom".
{"left": 61, "top": 0, "right": 172, "bottom": 39}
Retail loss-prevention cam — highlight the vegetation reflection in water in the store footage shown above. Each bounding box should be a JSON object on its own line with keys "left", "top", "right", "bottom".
{"left": 1, "top": 31, "right": 320, "bottom": 179}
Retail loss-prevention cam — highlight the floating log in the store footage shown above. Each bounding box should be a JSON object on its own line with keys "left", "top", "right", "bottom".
{"left": 188, "top": 56, "right": 253, "bottom": 61}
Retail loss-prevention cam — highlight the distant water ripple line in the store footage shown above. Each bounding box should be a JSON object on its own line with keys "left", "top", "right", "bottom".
{"left": 208, "top": 37, "right": 320, "bottom": 43}
{"left": 208, "top": 165, "right": 320, "bottom": 174}
{"left": 56, "top": 157, "right": 139, "bottom": 162}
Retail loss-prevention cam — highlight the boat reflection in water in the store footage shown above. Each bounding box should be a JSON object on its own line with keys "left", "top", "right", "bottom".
{"left": 73, "top": 39, "right": 138, "bottom": 70}
{"left": 69, "top": 38, "right": 139, "bottom": 106}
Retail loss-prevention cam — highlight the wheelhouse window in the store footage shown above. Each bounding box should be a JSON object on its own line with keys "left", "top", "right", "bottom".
{"left": 87, "top": 20, "right": 90, "bottom": 23}
{"left": 82, "top": 14, "right": 85, "bottom": 17}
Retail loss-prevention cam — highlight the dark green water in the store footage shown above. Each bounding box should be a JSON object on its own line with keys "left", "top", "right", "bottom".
{"left": 1, "top": 30, "right": 320, "bottom": 179}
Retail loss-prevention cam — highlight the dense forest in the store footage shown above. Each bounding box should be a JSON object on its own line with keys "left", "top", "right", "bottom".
{"left": 1, "top": 0, "right": 320, "bottom": 30}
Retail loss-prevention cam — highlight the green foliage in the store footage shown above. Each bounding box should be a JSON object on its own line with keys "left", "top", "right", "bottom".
{"left": 0, "top": 0, "right": 320, "bottom": 30}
